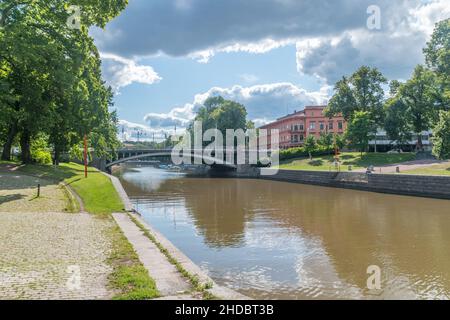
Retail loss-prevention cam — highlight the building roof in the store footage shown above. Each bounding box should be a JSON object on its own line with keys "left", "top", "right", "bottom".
{"left": 260, "top": 105, "right": 328, "bottom": 128}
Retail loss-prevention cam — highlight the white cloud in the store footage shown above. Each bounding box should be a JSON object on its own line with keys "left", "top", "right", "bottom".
{"left": 295, "top": 0, "right": 450, "bottom": 84}
{"left": 189, "top": 38, "right": 295, "bottom": 63}
{"left": 142, "top": 82, "right": 330, "bottom": 129}
{"left": 100, "top": 53, "right": 162, "bottom": 91}
{"left": 118, "top": 120, "right": 177, "bottom": 142}
{"left": 93, "top": 0, "right": 449, "bottom": 85}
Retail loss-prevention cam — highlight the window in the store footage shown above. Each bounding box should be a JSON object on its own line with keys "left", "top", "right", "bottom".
{"left": 319, "top": 122, "right": 324, "bottom": 131}
{"left": 300, "top": 135, "right": 304, "bottom": 141}
{"left": 310, "top": 122, "right": 316, "bottom": 130}
{"left": 329, "top": 122, "right": 334, "bottom": 130}
{"left": 338, "top": 122, "right": 343, "bottom": 130}
{"left": 294, "top": 125, "right": 299, "bottom": 131}
{"left": 299, "top": 124, "right": 304, "bottom": 131}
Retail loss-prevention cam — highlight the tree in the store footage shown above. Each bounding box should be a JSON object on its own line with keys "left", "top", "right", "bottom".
{"left": 325, "top": 77, "right": 357, "bottom": 121}
{"left": 346, "top": 111, "right": 375, "bottom": 154}
{"left": 190, "top": 96, "right": 250, "bottom": 146}
{"left": 318, "top": 132, "right": 333, "bottom": 150}
{"left": 384, "top": 97, "right": 412, "bottom": 149}
{"left": 325, "top": 66, "right": 387, "bottom": 126}
{"left": 424, "top": 18, "right": 450, "bottom": 110}
{"left": 334, "top": 134, "right": 346, "bottom": 151}
{"left": 304, "top": 135, "right": 317, "bottom": 158}
{"left": 431, "top": 111, "right": 450, "bottom": 160}
{"left": 398, "top": 65, "right": 438, "bottom": 150}
{"left": 325, "top": 66, "right": 387, "bottom": 152}
{"left": 0, "top": 0, "right": 128, "bottom": 162}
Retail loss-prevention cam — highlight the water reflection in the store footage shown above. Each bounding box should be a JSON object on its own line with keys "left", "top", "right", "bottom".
{"left": 118, "top": 166, "right": 450, "bottom": 299}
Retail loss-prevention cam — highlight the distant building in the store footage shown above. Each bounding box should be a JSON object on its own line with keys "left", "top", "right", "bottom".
{"left": 260, "top": 106, "right": 347, "bottom": 149}
{"left": 369, "top": 130, "right": 433, "bottom": 152}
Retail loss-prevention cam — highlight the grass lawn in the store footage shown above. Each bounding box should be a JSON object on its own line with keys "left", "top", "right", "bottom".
{"left": 401, "top": 162, "right": 450, "bottom": 176}
{"left": 279, "top": 152, "right": 416, "bottom": 171}
{"left": 18, "top": 162, "right": 124, "bottom": 214}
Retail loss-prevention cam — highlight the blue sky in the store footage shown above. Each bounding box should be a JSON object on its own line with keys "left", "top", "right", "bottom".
{"left": 90, "top": 0, "right": 449, "bottom": 141}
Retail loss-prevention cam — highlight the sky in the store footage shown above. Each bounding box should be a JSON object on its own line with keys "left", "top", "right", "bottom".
{"left": 89, "top": 0, "right": 449, "bottom": 141}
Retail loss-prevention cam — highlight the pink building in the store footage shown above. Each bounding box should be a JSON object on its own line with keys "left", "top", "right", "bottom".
{"left": 260, "top": 106, "right": 347, "bottom": 149}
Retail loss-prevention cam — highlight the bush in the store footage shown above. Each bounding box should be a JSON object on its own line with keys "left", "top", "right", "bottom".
{"left": 277, "top": 145, "right": 333, "bottom": 161}
{"left": 30, "top": 134, "right": 52, "bottom": 164}
{"left": 33, "top": 150, "right": 52, "bottom": 164}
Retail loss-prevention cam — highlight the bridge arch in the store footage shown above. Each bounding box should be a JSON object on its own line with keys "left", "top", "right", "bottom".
{"left": 105, "top": 151, "right": 237, "bottom": 169}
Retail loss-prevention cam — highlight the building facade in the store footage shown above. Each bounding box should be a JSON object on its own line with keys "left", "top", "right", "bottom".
{"left": 260, "top": 106, "right": 347, "bottom": 149}
{"left": 369, "top": 130, "right": 433, "bottom": 152}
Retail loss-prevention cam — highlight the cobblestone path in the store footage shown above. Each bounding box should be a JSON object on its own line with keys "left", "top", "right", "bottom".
{"left": 0, "top": 211, "right": 115, "bottom": 300}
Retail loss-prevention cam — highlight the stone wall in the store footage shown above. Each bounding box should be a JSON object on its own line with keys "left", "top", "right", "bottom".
{"left": 258, "top": 169, "right": 450, "bottom": 200}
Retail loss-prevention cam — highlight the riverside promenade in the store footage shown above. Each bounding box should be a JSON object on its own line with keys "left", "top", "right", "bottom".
{"left": 0, "top": 163, "right": 246, "bottom": 300}
{"left": 0, "top": 165, "right": 114, "bottom": 299}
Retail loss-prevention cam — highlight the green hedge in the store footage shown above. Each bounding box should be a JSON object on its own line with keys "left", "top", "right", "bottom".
{"left": 276, "top": 146, "right": 334, "bottom": 161}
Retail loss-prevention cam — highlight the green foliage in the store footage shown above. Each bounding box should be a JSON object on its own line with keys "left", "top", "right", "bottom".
{"left": 325, "top": 66, "right": 387, "bottom": 126}
{"left": 397, "top": 65, "right": 439, "bottom": 148}
{"left": 30, "top": 134, "right": 52, "bottom": 164}
{"left": 334, "top": 134, "right": 347, "bottom": 150}
{"left": 432, "top": 111, "right": 450, "bottom": 160}
{"left": 384, "top": 97, "right": 412, "bottom": 147}
{"left": 318, "top": 132, "right": 333, "bottom": 149}
{"left": 277, "top": 145, "right": 332, "bottom": 161}
{"left": 32, "top": 150, "right": 52, "bottom": 165}
{"left": 189, "top": 96, "right": 250, "bottom": 146}
{"left": 0, "top": 0, "right": 127, "bottom": 163}
{"left": 346, "top": 111, "right": 376, "bottom": 153}
{"left": 304, "top": 135, "right": 317, "bottom": 154}
{"left": 424, "top": 18, "right": 450, "bottom": 109}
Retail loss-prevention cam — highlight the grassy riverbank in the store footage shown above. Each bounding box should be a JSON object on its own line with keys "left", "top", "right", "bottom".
{"left": 402, "top": 162, "right": 450, "bottom": 176}
{"left": 17, "top": 162, "right": 124, "bottom": 214}
{"left": 1, "top": 161, "right": 160, "bottom": 300}
{"left": 279, "top": 152, "right": 416, "bottom": 171}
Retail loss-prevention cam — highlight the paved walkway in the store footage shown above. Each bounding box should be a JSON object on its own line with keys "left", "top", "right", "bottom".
{"left": 354, "top": 159, "right": 449, "bottom": 173}
{"left": 0, "top": 211, "right": 115, "bottom": 300}
{"left": 0, "top": 166, "right": 116, "bottom": 300}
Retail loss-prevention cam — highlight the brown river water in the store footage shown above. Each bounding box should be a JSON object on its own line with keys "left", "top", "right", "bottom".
{"left": 116, "top": 166, "right": 450, "bottom": 300}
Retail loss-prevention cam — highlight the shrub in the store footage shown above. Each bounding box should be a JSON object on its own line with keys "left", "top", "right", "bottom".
{"left": 30, "top": 134, "right": 52, "bottom": 164}
{"left": 277, "top": 145, "right": 333, "bottom": 161}
{"left": 33, "top": 150, "right": 52, "bottom": 164}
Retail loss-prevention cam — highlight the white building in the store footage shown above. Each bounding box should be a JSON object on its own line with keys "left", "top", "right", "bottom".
{"left": 369, "top": 130, "right": 433, "bottom": 152}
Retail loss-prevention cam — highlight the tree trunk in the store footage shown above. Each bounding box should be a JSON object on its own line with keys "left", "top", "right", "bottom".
{"left": 416, "top": 133, "right": 423, "bottom": 152}
{"left": 1, "top": 121, "right": 17, "bottom": 161}
{"left": 53, "top": 145, "right": 61, "bottom": 166}
{"left": 20, "top": 130, "right": 32, "bottom": 164}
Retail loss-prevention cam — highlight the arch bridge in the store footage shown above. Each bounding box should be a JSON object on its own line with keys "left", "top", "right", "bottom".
{"left": 103, "top": 148, "right": 239, "bottom": 171}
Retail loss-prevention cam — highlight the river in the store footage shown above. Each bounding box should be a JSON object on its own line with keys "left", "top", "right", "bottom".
{"left": 116, "top": 166, "right": 450, "bottom": 300}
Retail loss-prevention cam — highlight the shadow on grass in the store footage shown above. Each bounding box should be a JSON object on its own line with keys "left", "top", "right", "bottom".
{"left": 17, "top": 163, "right": 99, "bottom": 183}
{"left": 0, "top": 194, "right": 26, "bottom": 205}
{"left": 308, "top": 160, "right": 324, "bottom": 166}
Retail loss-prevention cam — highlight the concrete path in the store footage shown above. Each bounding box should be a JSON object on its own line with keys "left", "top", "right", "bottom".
{"left": 354, "top": 159, "right": 450, "bottom": 174}
{"left": 112, "top": 212, "right": 194, "bottom": 298}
